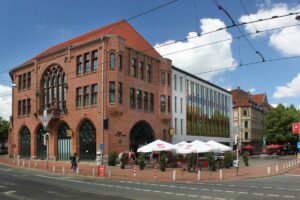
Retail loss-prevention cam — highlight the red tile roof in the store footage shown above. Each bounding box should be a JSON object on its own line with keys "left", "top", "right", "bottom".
{"left": 35, "top": 20, "right": 161, "bottom": 60}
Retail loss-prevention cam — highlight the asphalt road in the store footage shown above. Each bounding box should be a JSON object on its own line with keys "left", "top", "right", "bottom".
{"left": 0, "top": 163, "right": 299, "bottom": 200}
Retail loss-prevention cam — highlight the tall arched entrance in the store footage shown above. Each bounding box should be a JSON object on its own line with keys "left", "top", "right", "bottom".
{"left": 20, "top": 126, "right": 31, "bottom": 158}
{"left": 57, "top": 123, "right": 71, "bottom": 160}
{"left": 36, "top": 126, "right": 47, "bottom": 159}
{"left": 130, "top": 121, "right": 154, "bottom": 152}
{"left": 79, "top": 120, "right": 96, "bottom": 160}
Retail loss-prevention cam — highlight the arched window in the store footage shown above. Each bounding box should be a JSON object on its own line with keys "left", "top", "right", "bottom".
{"left": 79, "top": 120, "right": 96, "bottom": 160}
{"left": 20, "top": 126, "right": 31, "bottom": 158}
{"left": 109, "top": 53, "right": 115, "bottom": 69}
{"left": 41, "top": 65, "right": 66, "bottom": 110}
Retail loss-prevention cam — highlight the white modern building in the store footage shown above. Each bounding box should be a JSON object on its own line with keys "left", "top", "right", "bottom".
{"left": 172, "top": 66, "right": 232, "bottom": 146}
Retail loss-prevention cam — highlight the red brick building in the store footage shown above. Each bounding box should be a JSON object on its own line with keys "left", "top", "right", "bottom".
{"left": 9, "top": 20, "right": 172, "bottom": 161}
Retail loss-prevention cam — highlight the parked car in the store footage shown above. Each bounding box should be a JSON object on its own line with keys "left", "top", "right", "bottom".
{"left": 0, "top": 147, "right": 8, "bottom": 155}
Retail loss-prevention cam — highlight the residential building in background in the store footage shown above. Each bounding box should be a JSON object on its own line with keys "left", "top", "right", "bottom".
{"left": 8, "top": 20, "right": 172, "bottom": 161}
{"left": 230, "top": 87, "right": 272, "bottom": 149}
{"left": 172, "top": 66, "right": 232, "bottom": 146}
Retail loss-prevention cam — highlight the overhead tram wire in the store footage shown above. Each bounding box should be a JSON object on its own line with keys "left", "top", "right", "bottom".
{"left": 212, "top": 0, "right": 265, "bottom": 62}
{"left": 1, "top": 10, "right": 298, "bottom": 77}
{"left": 238, "top": 0, "right": 259, "bottom": 33}
{"left": 0, "top": 22, "right": 299, "bottom": 97}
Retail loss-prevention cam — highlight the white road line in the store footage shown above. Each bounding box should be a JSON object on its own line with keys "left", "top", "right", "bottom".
{"left": 164, "top": 192, "right": 174, "bottom": 195}
{"left": 160, "top": 185, "right": 167, "bottom": 187}
{"left": 153, "top": 190, "right": 162, "bottom": 193}
{"left": 288, "top": 189, "right": 299, "bottom": 191}
{"left": 175, "top": 193, "right": 186, "bottom": 196}
{"left": 0, "top": 185, "right": 7, "bottom": 188}
{"left": 263, "top": 187, "right": 272, "bottom": 189}
{"left": 215, "top": 198, "right": 226, "bottom": 200}
{"left": 188, "top": 194, "right": 198, "bottom": 198}
{"left": 283, "top": 196, "right": 295, "bottom": 198}
{"left": 276, "top": 188, "right": 285, "bottom": 190}
{"left": 213, "top": 189, "right": 223, "bottom": 192}
{"left": 190, "top": 188, "right": 197, "bottom": 190}
{"left": 201, "top": 188, "right": 210, "bottom": 191}
{"left": 228, "top": 185, "right": 235, "bottom": 187}
{"left": 238, "top": 192, "right": 248, "bottom": 194}
{"left": 201, "top": 196, "right": 212, "bottom": 199}
{"left": 253, "top": 193, "right": 263, "bottom": 196}
{"left": 169, "top": 185, "right": 177, "bottom": 188}
{"left": 150, "top": 183, "right": 157, "bottom": 186}
{"left": 225, "top": 191, "right": 235, "bottom": 193}
{"left": 179, "top": 186, "right": 187, "bottom": 189}
{"left": 267, "top": 194, "right": 279, "bottom": 197}
{"left": 134, "top": 188, "right": 141, "bottom": 191}
{"left": 143, "top": 189, "right": 151, "bottom": 192}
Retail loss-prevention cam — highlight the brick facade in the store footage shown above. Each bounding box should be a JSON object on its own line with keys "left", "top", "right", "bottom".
{"left": 9, "top": 21, "right": 172, "bottom": 161}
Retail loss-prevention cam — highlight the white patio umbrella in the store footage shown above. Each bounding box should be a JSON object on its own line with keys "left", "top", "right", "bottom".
{"left": 174, "top": 141, "right": 188, "bottom": 150}
{"left": 176, "top": 140, "right": 213, "bottom": 154}
{"left": 206, "top": 140, "right": 232, "bottom": 152}
{"left": 137, "top": 139, "right": 175, "bottom": 153}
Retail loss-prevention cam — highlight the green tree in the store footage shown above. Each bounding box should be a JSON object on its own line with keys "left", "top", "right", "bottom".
{"left": 0, "top": 118, "right": 9, "bottom": 147}
{"left": 263, "top": 104, "right": 300, "bottom": 149}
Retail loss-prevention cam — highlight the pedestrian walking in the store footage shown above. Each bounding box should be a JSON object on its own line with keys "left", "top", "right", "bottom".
{"left": 70, "top": 153, "right": 77, "bottom": 171}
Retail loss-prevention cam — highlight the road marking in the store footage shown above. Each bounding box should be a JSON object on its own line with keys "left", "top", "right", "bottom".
{"left": 143, "top": 189, "right": 151, "bottom": 192}
{"left": 150, "top": 183, "right": 157, "bottom": 186}
{"left": 179, "top": 186, "right": 187, "bottom": 189}
{"left": 288, "top": 189, "right": 299, "bottom": 191}
{"left": 263, "top": 186, "right": 272, "bottom": 189}
{"left": 134, "top": 188, "right": 141, "bottom": 191}
{"left": 213, "top": 189, "right": 223, "bottom": 192}
{"left": 175, "top": 193, "right": 186, "bottom": 196}
{"left": 267, "top": 194, "right": 279, "bottom": 197}
{"left": 283, "top": 196, "right": 295, "bottom": 198}
{"left": 276, "top": 188, "right": 285, "bottom": 190}
{"left": 164, "top": 192, "right": 174, "bottom": 195}
{"left": 225, "top": 191, "right": 234, "bottom": 193}
{"left": 188, "top": 194, "right": 198, "bottom": 198}
{"left": 153, "top": 190, "right": 162, "bottom": 193}
{"left": 201, "top": 196, "right": 212, "bottom": 199}
{"left": 214, "top": 198, "right": 226, "bottom": 200}
{"left": 160, "top": 184, "right": 167, "bottom": 187}
{"left": 253, "top": 193, "right": 263, "bottom": 196}
{"left": 238, "top": 192, "right": 248, "bottom": 194}
{"left": 0, "top": 185, "right": 7, "bottom": 188}
{"left": 201, "top": 188, "right": 210, "bottom": 191}
{"left": 0, "top": 168, "right": 10, "bottom": 172}
{"left": 190, "top": 188, "right": 197, "bottom": 190}
{"left": 169, "top": 185, "right": 177, "bottom": 188}
{"left": 228, "top": 185, "right": 235, "bottom": 187}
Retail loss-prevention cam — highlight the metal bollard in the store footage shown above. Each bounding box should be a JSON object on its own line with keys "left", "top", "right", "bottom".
{"left": 197, "top": 170, "right": 201, "bottom": 181}
{"left": 12, "top": 159, "right": 15, "bottom": 165}
{"left": 154, "top": 166, "right": 157, "bottom": 179}
{"left": 62, "top": 166, "right": 65, "bottom": 174}
{"left": 92, "top": 168, "right": 95, "bottom": 177}
{"left": 133, "top": 165, "right": 137, "bottom": 177}
{"left": 35, "top": 161, "right": 37, "bottom": 169}
{"left": 22, "top": 160, "right": 25, "bottom": 167}
{"left": 283, "top": 163, "right": 285, "bottom": 170}
{"left": 76, "top": 167, "right": 79, "bottom": 175}
{"left": 267, "top": 166, "right": 270, "bottom": 175}
{"left": 17, "top": 159, "right": 20, "bottom": 167}
{"left": 28, "top": 161, "right": 31, "bottom": 168}
{"left": 172, "top": 170, "right": 176, "bottom": 181}
{"left": 53, "top": 165, "right": 55, "bottom": 173}
{"left": 276, "top": 164, "right": 278, "bottom": 173}
{"left": 108, "top": 169, "right": 111, "bottom": 178}
{"left": 219, "top": 169, "right": 223, "bottom": 180}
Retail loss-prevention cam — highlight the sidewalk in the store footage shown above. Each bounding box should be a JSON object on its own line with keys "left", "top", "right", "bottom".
{"left": 0, "top": 155, "right": 299, "bottom": 182}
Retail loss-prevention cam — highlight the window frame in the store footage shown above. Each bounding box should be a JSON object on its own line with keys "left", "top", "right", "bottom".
{"left": 161, "top": 95, "right": 166, "bottom": 113}
{"left": 109, "top": 81, "right": 116, "bottom": 104}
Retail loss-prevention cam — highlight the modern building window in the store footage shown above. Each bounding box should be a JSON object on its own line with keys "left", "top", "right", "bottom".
{"left": 22, "top": 74, "right": 26, "bottom": 90}
{"left": 139, "top": 61, "right": 144, "bottom": 80}
{"left": 118, "top": 82, "right": 123, "bottom": 103}
{"left": 181, "top": 119, "right": 183, "bottom": 135}
{"left": 144, "top": 92, "right": 148, "bottom": 111}
{"left": 245, "top": 132, "right": 249, "bottom": 140}
{"left": 137, "top": 90, "right": 142, "bottom": 109}
{"left": 167, "top": 73, "right": 170, "bottom": 86}
{"left": 161, "top": 72, "right": 165, "bottom": 85}
{"left": 76, "top": 55, "right": 83, "bottom": 74}
{"left": 167, "top": 96, "right": 171, "bottom": 113}
{"left": 243, "top": 110, "right": 248, "bottom": 116}
{"left": 119, "top": 54, "right": 123, "bottom": 70}
{"left": 131, "top": 58, "right": 137, "bottom": 78}
{"left": 161, "top": 95, "right": 166, "bottom": 113}
{"left": 22, "top": 99, "right": 26, "bottom": 116}
{"left": 175, "top": 118, "right": 177, "bottom": 134}
{"left": 146, "top": 64, "right": 151, "bottom": 82}
{"left": 91, "top": 84, "right": 98, "bottom": 105}
{"left": 18, "top": 100, "right": 21, "bottom": 116}
{"left": 109, "top": 52, "right": 115, "bottom": 69}
{"left": 27, "top": 98, "right": 31, "bottom": 115}
{"left": 174, "top": 96, "right": 177, "bottom": 113}
{"left": 130, "top": 88, "right": 135, "bottom": 108}
{"left": 179, "top": 77, "right": 182, "bottom": 92}
{"left": 244, "top": 121, "right": 248, "bottom": 128}
{"left": 180, "top": 98, "right": 183, "bottom": 113}
{"left": 76, "top": 87, "right": 82, "bottom": 107}
{"left": 83, "top": 86, "right": 90, "bottom": 106}
{"left": 84, "top": 53, "right": 90, "bottom": 73}
{"left": 150, "top": 93, "right": 154, "bottom": 112}
{"left": 27, "top": 72, "right": 31, "bottom": 89}
{"left": 109, "top": 81, "right": 115, "bottom": 103}
{"left": 18, "top": 75, "right": 22, "bottom": 91}
{"left": 174, "top": 75, "right": 177, "bottom": 90}
{"left": 91, "top": 50, "right": 98, "bottom": 71}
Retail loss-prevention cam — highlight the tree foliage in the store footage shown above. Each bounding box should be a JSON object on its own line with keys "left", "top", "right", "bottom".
{"left": 263, "top": 104, "right": 300, "bottom": 148}
{"left": 0, "top": 118, "right": 9, "bottom": 146}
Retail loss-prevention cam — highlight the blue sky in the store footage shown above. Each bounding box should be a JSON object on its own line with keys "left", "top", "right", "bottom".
{"left": 0, "top": 0, "right": 300, "bottom": 119}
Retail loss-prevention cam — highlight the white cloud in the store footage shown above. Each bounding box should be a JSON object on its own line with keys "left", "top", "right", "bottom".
{"left": 249, "top": 87, "right": 256, "bottom": 93}
{"left": 270, "top": 103, "right": 278, "bottom": 108}
{"left": 239, "top": 3, "right": 300, "bottom": 56}
{"left": 155, "top": 18, "right": 236, "bottom": 80}
{"left": 0, "top": 84, "right": 12, "bottom": 120}
{"left": 273, "top": 73, "right": 300, "bottom": 98}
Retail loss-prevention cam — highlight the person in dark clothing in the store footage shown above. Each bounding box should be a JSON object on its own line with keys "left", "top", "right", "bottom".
{"left": 70, "top": 153, "right": 77, "bottom": 171}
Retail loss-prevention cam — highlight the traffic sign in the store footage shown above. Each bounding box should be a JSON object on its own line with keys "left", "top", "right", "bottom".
{"left": 297, "top": 142, "right": 300, "bottom": 149}
{"left": 293, "top": 123, "right": 299, "bottom": 134}
{"left": 100, "top": 144, "right": 104, "bottom": 152}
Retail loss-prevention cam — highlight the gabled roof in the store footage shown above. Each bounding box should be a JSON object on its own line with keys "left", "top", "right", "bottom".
{"left": 11, "top": 20, "right": 161, "bottom": 74}
{"left": 252, "top": 93, "right": 266, "bottom": 105}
